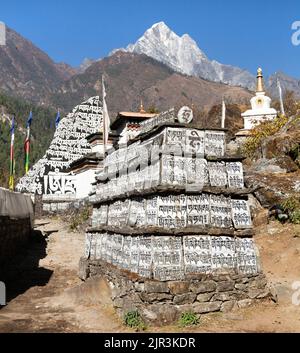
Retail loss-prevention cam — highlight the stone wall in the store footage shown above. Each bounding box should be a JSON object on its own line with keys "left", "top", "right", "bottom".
{"left": 0, "top": 188, "right": 34, "bottom": 268}
{"left": 83, "top": 116, "right": 271, "bottom": 325}
{"left": 79, "top": 257, "right": 272, "bottom": 325}
{"left": 0, "top": 216, "right": 32, "bottom": 266}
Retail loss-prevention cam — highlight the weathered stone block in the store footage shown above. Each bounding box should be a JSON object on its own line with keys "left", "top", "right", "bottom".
{"left": 168, "top": 281, "right": 190, "bottom": 295}
{"left": 193, "top": 301, "right": 222, "bottom": 313}
{"left": 249, "top": 277, "right": 267, "bottom": 289}
{"left": 142, "top": 304, "right": 179, "bottom": 325}
{"left": 140, "top": 292, "right": 173, "bottom": 303}
{"left": 173, "top": 293, "right": 196, "bottom": 305}
{"left": 196, "top": 292, "right": 214, "bottom": 302}
{"left": 217, "top": 281, "right": 235, "bottom": 292}
{"left": 235, "top": 283, "right": 247, "bottom": 291}
{"left": 145, "top": 281, "right": 169, "bottom": 293}
{"left": 78, "top": 257, "right": 90, "bottom": 281}
{"left": 220, "top": 300, "right": 237, "bottom": 313}
{"left": 213, "top": 292, "right": 233, "bottom": 301}
{"left": 247, "top": 288, "right": 264, "bottom": 299}
{"left": 134, "top": 282, "right": 145, "bottom": 292}
{"left": 237, "top": 299, "right": 253, "bottom": 308}
{"left": 190, "top": 280, "right": 216, "bottom": 294}
{"left": 256, "top": 289, "right": 272, "bottom": 299}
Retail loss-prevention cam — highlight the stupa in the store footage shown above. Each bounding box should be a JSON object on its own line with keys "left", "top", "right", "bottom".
{"left": 241, "top": 68, "right": 277, "bottom": 130}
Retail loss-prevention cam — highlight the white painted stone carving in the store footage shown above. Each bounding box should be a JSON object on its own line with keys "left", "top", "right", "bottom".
{"left": 177, "top": 106, "right": 193, "bottom": 124}
{"left": 186, "top": 194, "right": 210, "bottom": 226}
{"left": 204, "top": 131, "right": 226, "bottom": 157}
{"left": 88, "top": 233, "right": 260, "bottom": 279}
{"left": 17, "top": 96, "right": 104, "bottom": 195}
{"left": 226, "top": 162, "right": 244, "bottom": 189}
{"left": 231, "top": 199, "right": 252, "bottom": 229}
{"left": 152, "top": 236, "right": 184, "bottom": 281}
{"left": 210, "top": 195, "right": 232, "bottom": 228}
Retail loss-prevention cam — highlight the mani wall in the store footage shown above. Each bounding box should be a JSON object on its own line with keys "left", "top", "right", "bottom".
{"left": 0, "top": 188, "right": 34, "bottom": 271}
{"left": 16, "top": 96, "right": 104, "bottom": 207}
{"left": 80, "top": 108, "right": 272, "bottom": 324}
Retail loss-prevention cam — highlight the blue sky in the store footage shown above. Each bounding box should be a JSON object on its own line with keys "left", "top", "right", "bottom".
{"left": 1, "top": 0, "right": 299, "bottom": 78}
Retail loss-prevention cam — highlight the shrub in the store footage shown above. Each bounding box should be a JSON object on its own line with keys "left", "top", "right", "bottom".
{"left": 123, "top": 310, "right": 146, "bottom": 331}
{"left": 178, "top": 311, "right": 200, "bottom": 327}
{"left": 242, "top": 114, "right": 289, "bottom": 158}
{"left": 280, "top": 196, "right": 300, "bottom": 224}
{"left": 69, "top": 205, "right": 91, "bottom": 231}
{"left": 291, "top": 209, "right": 300, "bottom": 224}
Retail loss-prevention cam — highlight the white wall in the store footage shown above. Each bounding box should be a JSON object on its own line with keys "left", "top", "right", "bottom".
{"left": 75, "top": 169, "right": 97, "bottom": 199}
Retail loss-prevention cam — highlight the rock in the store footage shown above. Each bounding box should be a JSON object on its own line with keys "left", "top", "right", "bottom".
{"left": 247, "top": 288, "right": 263, "bottom": 299}
{"left": 250, "top": 158, "right": 288, "bottom": 174}
{"left": 269, "top": 285, "right": 278, "bottom": 303}
{"left": 220, "top": 300, "right": 237, "bottom": 313}
{"left": 193, "top": 301, "right": 222, "bottom": 313}
{"left": 217, "top": 281, "right": 235, "bottom": 292}
{"left": 78, "top": 257, "right": 89, "bottom": 280}
{"left": 213, "top": 292, "right": 233, "bottom": 301}
{"left": 113, "top": 296, "right": 139, "bottom": 311}
{"left": 190, "top": 280, "right": 216, "bottom": 294}
{"left": 274, "top": 156, "right": 298, "bottom": 173}
{"left": 145, "top": 281, "right": 169, "bottom": 293}
{"left": 235, "top": 283, "right": 247, "bottom": 291}
{"left": 134, "top": 282, "right": 145, "bottom": 292}
{"left": 173, "top": 293, "right": 196, "bottom": 305}
{"left": 252, "top": 209, "right": 268, "bottom": 228}
{"left": 249, "top": 277, "right": 267, "bottom": 289}
{"left": 142, "top": 308, "right": 158, "bottom": 322}
{"left": 256, "top": 289, "right": 272, "bottom": 299}
{"left": 196, "top": 292, "right": 214, "bottom": 302}
{"left": 168, "top": 281, "right": 190, "bottom": 295}
{"left": 142, "top": 304, "right": 179, "bottom": 325}
{"left": 140, "top": 292, "right": 173, "bottom": 303}
{"left": 237, "top": 299, "right": 253, "bottom": 308}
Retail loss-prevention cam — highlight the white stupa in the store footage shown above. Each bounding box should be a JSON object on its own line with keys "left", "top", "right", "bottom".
{"left": 241, "top": 68, "right": 277, "bottom": 130}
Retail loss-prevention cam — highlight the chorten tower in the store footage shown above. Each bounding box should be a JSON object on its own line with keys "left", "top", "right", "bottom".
{"left": 241, "top": 68, "right": 277, "bottom": 130}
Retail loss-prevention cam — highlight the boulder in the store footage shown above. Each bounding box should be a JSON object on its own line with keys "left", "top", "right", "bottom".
{"left": 196, "top": 292, "right": 214, "bottom": 302}
{"left": 168, "top": 281, "right": 190, "bottom": 295}
{"left": 220, "top": 300, "right": 237, "bottom": 313}
{"left": 190, "top": 280, "right": 216, "bottom": 294}
{"left": 193, "top": 301, "right": 222, "bottom": 313}
{"left": 173, "top": 293, "right": 196, "bottom": 305}
{"left": 216, "top": 281, "right": 235, "bottom": 292}
{"left": 144, "top": 281, "right": 169, "bottom": 293}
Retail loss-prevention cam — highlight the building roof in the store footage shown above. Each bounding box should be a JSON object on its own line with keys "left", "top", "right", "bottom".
{"left": 86, "top": 131, "right": 119, "bottom": 144}
{"left": 68, "top": 152, "right": 103, "bottom": 173}
{"left": 118, "top": 112, "right": 157, "bottom": 118}
{"left": 111, "top": 111, "right": 157, "bottom": 129}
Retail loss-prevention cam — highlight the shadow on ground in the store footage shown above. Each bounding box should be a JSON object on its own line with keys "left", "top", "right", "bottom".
{"left": 0, "top": 229, "right": 53, "bottom": 306}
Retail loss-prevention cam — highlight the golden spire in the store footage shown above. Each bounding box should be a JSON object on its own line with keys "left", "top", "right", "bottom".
{"left": 139, "top": 99, "right": 146, "bottom": 113}
{"left": 256, "top": 67, "right": 264, "bottom": 93}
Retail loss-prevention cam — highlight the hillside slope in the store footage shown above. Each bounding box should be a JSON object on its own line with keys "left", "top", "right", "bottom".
{"left": 0, "top": 27, "right": 75, "bottom": 104}
{"left": 51, "top": 51, "right": 252, "bottom": 116}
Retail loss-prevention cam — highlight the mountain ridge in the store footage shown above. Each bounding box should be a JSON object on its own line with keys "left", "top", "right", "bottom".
{"left": 110, "top": 21, "right": 300, "bottom": 97}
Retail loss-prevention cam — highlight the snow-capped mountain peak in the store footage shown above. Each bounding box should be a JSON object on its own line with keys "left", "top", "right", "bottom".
{"left": 125, "top": 21, "right": 208, "bottom": 75}
{"left": 111, "top": 21, "right": 255, "bottom": 89}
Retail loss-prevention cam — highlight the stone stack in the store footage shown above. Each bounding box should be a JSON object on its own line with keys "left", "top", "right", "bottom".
{"left": 80, "top": 107, "right": 272, "bottom": 324}
{"left": 16, "top": 96, "right": 103, "bottom": 205}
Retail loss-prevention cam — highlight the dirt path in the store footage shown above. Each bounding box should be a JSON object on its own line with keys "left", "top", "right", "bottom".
{"left": 0, "top": 218, "right": 124, "bottom": 333}
{"left": 0, "top": 217, "right": 300, "bottom": 332}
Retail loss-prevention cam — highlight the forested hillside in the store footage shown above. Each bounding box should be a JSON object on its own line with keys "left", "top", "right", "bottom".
{"left": 0, "top": 92, "right": 56, "bottom": 187}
